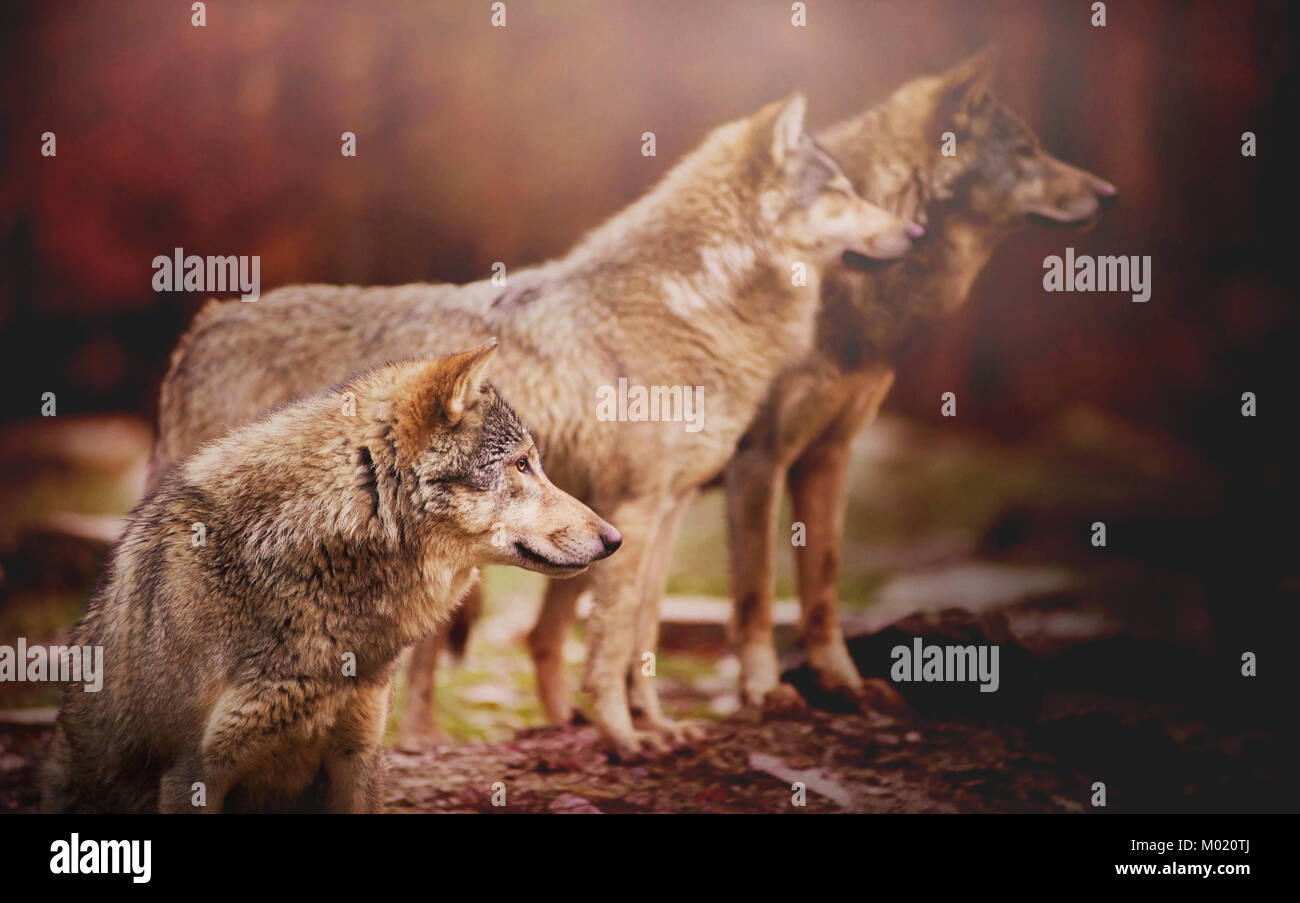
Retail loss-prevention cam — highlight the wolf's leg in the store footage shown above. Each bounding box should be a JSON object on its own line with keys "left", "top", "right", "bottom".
{"left": 198, "top": 681, "right": 318, "bottom": 811}
{"left": 582, "top": 496, "right": 676, "bottom": 760}
{"left": 323, "top": 679, "right": 392, "bottom": 814}
{"left": 527, "top": 573, "right": 589, "bottom": 724}
{"left": 724, "top": 447, "right": 793, "bottom": 708}
{"left": 397, "top": 626, "right": 449, "bottom": 747}
{"left": 628, "top": 493, "right": 703, "bottom": 746}
{"left": 787, "top": 432, "right": 861, "bottom": 696}
{"left": 786, "top": 368, "right": 902, "bottom": 710}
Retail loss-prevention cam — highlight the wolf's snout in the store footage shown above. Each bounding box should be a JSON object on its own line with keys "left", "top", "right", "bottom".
{"left": 862, "top": 229, "right": 913, "bottom": 260}
{"left": 1093, "top": 177, "right": 1118, "bottom": 208}
{"left": 596, "top": 523, "right": 622, "bottom": 558}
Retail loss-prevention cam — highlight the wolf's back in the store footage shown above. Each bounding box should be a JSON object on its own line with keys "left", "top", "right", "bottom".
{"left": 147, "top": 281, "right": 492, "bottom": 494}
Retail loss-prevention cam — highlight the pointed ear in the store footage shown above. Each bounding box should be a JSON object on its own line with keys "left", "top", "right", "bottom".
{"left": 438, "top": 339, "right": 498, "bottom": 424}
{"left": 930, "top": 46, "right": 997, "bottom": 132}
{"left": 758, "top": 91, "right": 807, "bottom": 170}
{"left": 393, "top": 340, "right": 498, "bottom": 455}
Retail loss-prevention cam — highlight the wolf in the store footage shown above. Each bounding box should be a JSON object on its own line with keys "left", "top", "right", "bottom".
{"left": 720, "top": 49, "right": 1119, "bottom": 709}
{"left": 145, "top": 94, "right": 921, "bottom": 758}
{"left": 521, "top": 51, "right": 1118, "bottom": 724}
{"left": 42, "top": 342, "right": 620, "bottom": 812}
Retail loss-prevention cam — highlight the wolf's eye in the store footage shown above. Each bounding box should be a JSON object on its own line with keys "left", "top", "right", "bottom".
{"left": 516, "top": 457, "right": 531, "bottom": 474}
{"left": 1014, "top": 144, "right": 1036, "bottom": 159}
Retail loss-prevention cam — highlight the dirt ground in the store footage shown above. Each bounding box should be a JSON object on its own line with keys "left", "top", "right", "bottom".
{"left": 3, "top": 634, "right": 1285, "bottom": 815}
{"left": 382, "top": 711, "right": 1080, "bottom": 815}
{"left": 0, "top": 411, "right": 1290, "bottom": 815}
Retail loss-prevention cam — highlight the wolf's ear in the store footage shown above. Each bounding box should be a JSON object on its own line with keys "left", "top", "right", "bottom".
{"left": 394, "top": 340, "right": 499, "bottom": 453}
{"left": 437, "top": 339, "right": 499, "bottom": 424}
{"left": 757, "top": 92, "right": 807, "bottom": 170}
{"left": 929, "top": 46, "right": 997, "bottom": 133}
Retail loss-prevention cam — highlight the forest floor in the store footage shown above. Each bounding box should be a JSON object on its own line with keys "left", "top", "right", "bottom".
{"left": 0, "top": 409, "right": 1291, "bottom": 814}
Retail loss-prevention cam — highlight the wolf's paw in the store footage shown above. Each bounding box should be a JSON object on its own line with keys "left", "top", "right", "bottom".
{"left": 845, "top": 678, "right": 908, "bottom": 718}
{"left": 808, "top": 647, "right": 865, "bottom": 696}
{"left": 760, "top": 682, "right": 809, "bottom": 717}
{"left": 738, "top": 643, "right": 781, "bottom": 708}
{"left": 606, "top": 729, "right": 673, "bottom": 763}
{"left": 650, "top": 718, "right": 704, "bottom": 748}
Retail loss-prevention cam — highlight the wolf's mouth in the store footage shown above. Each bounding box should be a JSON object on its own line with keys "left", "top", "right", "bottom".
{"left": 841, "top": 250, "right": 906, "bottom": 272}
{"left": 1026, "top": 210, "right": 1099, "bottom": 229}
{"left": 513, "top": 541, "right": 587, "bottom": 573}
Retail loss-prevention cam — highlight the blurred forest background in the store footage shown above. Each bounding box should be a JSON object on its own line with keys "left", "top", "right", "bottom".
{"left": 0, "top": 0, "right": 1296, "bottom": 798}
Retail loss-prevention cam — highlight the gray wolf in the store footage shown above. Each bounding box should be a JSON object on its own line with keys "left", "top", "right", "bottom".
{"left": 42, "top": 342, "right": 619, "bottom": 812}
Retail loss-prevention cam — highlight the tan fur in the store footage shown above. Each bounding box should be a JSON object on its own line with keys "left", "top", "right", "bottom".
{"left": 43, "top": 347, "right": 617, "bottom": 812}
{"left": 146, "top": 95, "right": 919, "bottom": 758}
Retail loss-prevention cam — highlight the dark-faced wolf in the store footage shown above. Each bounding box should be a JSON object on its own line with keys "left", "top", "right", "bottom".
{"left": 721, "top": 49, "right": 1118, "bottom": 710}
{"left": 43, "top": 343, "right": 620, "bottom": 812}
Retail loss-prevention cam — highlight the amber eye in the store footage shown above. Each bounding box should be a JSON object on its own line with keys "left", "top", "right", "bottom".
{"left": 516, "top": 457, "right": 530, "bottom": 474}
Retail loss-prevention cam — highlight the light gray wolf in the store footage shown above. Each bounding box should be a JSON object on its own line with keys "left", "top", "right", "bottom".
{"left": 146, "top": 94, "right": 921, "bottom": 759}
{"left": 42, "top": 342, "right": 620, "bottom": 812}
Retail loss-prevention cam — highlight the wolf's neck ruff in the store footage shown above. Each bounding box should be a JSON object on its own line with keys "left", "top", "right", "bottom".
{"left": 817, "top": 107, "right": 1012, "bottom": 356}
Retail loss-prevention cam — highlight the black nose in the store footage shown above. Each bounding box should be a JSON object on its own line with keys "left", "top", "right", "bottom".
{"left": 599, "top": 525, "right": 623, "bottom": 554}
{"left": 1094, "top": 180, "right": 1119, "bottom": 209}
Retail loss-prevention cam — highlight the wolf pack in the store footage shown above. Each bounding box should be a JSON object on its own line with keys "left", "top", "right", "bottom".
{"left": 42, "top": 50, "right": 1115, "bottom": 813}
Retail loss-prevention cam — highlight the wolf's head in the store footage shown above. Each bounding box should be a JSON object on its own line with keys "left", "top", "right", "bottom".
{"left": 744, "top": 93, "right": 923, "bottom": 264}
{"left": 382, "top": 342, "right": 621, "bottom": 577}
{"left": 827, "top": 48, "right": 1116, "bottom": 232}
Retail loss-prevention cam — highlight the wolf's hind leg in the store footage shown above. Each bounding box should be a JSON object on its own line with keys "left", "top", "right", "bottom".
{"left": 197, "top": 681, "right": 318, "bottom": 811}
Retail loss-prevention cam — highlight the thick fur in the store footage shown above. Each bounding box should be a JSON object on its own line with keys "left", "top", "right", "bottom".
{"left": 145, "top": 95, "right": 918, "bottom": 758}
{"left": 721, "top": 50, "right": 1118, "bottom": 707}
{"left": 42, "top": 346, "right": 617, "bottom": 812}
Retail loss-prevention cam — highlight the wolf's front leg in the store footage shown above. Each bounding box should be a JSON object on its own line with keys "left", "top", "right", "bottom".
{"left": 324, "top": 679, "right": 392, "bottom": 813}
{"left": 724, "top": 447, "right": 799, "bottom": 709}
{"left": 787, "top": 434, "right": 862, "bottom": 696}
{"left": 786, "top": 377, "right": 905, "bottom": 716}
{"left": 527, "top": 573, "right": 589, "bottom": 725}
{"left": 398, "top": 628, "right": 447, "bottom": 747}
{"left": 628, "top": 494, "right": 704, "bottom": 747}
{"left": 582, "top": 500, "right": 674, "bottom": 761}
